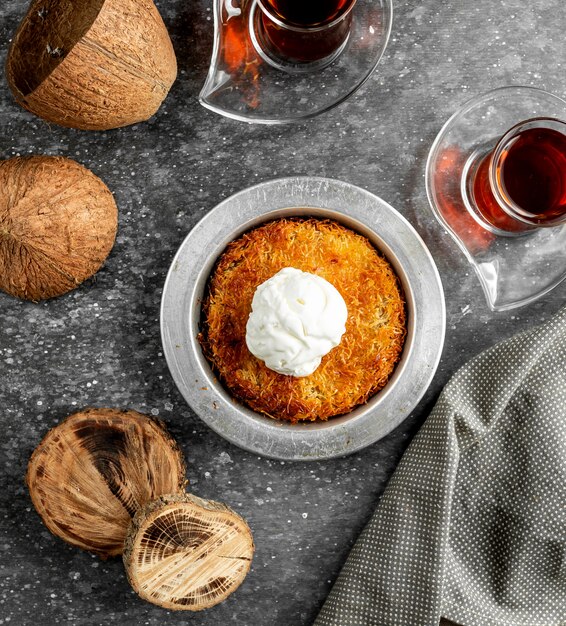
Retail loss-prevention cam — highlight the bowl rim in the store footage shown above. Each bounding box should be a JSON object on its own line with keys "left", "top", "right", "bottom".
{"left": 161, "top": 176, "right": 445, "bottom": 460}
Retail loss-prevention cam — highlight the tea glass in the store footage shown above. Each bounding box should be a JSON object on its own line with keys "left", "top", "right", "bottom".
{"left": 199, "top": 0, "right": 392, "bottom": 124}
{"left": 463, "top": 117, "right": 566, "bottom": 236}
{"left": 426, "top": 86, "right": 566, "bottom": 311}
{"left": 251, "top": 0, "right": 357, "bottom": 71}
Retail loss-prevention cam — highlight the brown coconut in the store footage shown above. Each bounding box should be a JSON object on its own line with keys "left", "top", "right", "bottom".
{"left": 123, "top": 493, "right": 254, "bottom": 610}
{"left": 26, "top": 408, "right": 187, "bottom": 558}
{"left": 6, "top": 0, "right": 177, "bottom": 130}
{"left": 0, "top": 155, "right": 117, "bottom": 301}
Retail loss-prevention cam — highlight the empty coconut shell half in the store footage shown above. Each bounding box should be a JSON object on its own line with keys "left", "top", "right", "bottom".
{"left": 124, "top": 494, "right": 255, "bottom": 611}
{"left": 6, "top": 0, "right": 177, "bottom": 130}
{"left": 26, "top": 408, "right": 187, "bottom": 558}
{"left": 0, "top": 155, "right": 117, "bottom": 301}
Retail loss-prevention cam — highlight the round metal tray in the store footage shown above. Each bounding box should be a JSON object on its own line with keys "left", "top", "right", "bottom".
{"left": 161, "top": 177, "right": 445, "bottom": 460}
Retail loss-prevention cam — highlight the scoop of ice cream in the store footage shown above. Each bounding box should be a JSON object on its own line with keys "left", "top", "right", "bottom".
{"left": 245, "top": 267, "right": 348, "bottom": 377}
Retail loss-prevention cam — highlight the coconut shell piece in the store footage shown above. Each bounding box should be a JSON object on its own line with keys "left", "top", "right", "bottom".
{"left": 26, "top": 408, "right": 187, "bottom": 558}
{"left": 124, "top": 493, "right": 254, "bottom": 611}
{"left": 6, "top": 0, "right": 177, "bottom": 130}
{"left": 0, "top": 155, "right": 117, "bottom": 301}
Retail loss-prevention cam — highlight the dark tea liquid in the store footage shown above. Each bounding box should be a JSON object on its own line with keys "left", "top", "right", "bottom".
{"left": 264, "top": 0, "right": 353, "bottom": 26}
{"left": 497, "top": 126, "right": 566, "bottom": 219}
{"left": 256, "top": 0, "right": 355, "bottom": 66}
{"left": 473, "top": 123, "right": 566, "bottom": 230}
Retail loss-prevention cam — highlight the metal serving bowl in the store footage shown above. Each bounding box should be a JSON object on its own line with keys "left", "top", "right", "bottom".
{"left": 161, "top": 177, "right": 445, "bottom": 460}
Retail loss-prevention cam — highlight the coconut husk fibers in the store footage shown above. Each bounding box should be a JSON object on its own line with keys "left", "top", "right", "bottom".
{"left": 124, "top": 493, "right": 254, "bottom": 611}
{"left": 26, "top": 408, "right": 187, "bottom": 558}
{"left": 6, "top": 0, "right": 177, "bottom": 130}
{"left": 200, "top": 218, "right": 407, "bottom": 423}
{"left": 0, "top": 155, "right": 117, "bottom": 301}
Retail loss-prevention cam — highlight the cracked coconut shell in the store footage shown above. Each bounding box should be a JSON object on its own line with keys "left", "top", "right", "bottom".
{"left": 0, "top": 155, "right": 117, "bottom": 301}
{"left": 5, "top": 0, "right": 177, "bottom": 130}
{"left": 124, "top": 493, "right": 254, "bottom": 610}
{"left": 26, "top": 408, "right": 187, "bottom": 558}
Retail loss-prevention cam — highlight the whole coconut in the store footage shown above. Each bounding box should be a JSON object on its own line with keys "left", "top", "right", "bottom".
{"left": 0, "top": 155, "right": 117, "bottom": 301}
{"left": 6, "top": 0, "right": 177, "bottom": 130}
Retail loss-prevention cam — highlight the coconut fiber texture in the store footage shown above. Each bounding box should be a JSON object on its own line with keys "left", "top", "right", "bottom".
{"left": 6, "top": 0, "right": 176, "bottom": 130}
{"left": 0, "top": 155, "right": 117, "bottom": 301}
{"left": 315, "top": 306, "right": 566, "bottom": 626}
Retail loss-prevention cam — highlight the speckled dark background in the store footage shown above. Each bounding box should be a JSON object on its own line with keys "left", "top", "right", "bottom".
{"left": 1, "top": 0, "right": 565, "bottom": 625}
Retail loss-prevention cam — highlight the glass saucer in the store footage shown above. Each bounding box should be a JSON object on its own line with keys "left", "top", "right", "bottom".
{"left": 426, "top": 86, "right": 566, "bottom": 311}
{"left": 199, "top": 0, "right": 392, "bottom": 124}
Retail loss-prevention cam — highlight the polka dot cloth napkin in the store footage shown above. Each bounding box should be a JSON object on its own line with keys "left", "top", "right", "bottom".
{"left": 315, "top": 307, "right": 566, "bottom": 626}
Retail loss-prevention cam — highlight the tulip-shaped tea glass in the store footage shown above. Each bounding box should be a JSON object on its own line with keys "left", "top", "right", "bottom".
{"left": 426, "top": 86, "right": 566, "bottom": 311}
{"left": 251, "top": 0, "right": 357, "bottom": 72}
{"left": 199, "top": 0, "right": 392, "bottom": 123}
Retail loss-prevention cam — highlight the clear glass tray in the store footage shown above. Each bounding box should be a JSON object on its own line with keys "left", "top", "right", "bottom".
{"left": 199, "top": 0, "right": 392, "bottom": 124}
{"left": 426, "top": 86, "right": 566, "bottom": 311}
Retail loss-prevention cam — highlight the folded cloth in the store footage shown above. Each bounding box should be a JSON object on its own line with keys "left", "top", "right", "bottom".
{"left": 315, "top": 307, "right": 566, "bottom": 626}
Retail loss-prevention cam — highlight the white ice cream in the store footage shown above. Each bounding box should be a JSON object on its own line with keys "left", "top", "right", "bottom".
{"left": 245, "top": 267, "right": 348, "bottom": 377}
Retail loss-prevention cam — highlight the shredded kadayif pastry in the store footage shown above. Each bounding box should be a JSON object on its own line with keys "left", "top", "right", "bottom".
{"left": 199, "top": 218, "right": 407, "bottom": 423}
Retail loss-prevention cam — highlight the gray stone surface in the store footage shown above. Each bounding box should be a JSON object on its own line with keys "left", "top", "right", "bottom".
{"left": 0, "top": 1, "right": 564, "bottom": 625}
